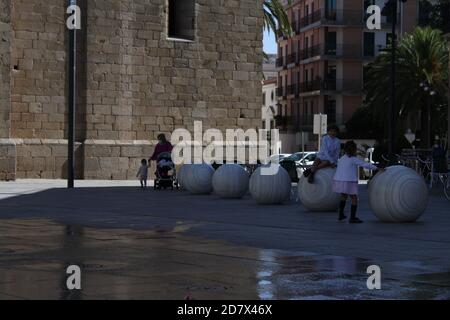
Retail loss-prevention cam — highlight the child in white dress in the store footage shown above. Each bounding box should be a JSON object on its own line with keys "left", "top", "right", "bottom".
{"left": 137, "top": 159, "right": 149, "bottom": 189}
{"left": 333, "top": 141, "right": 383, "bottom": 223}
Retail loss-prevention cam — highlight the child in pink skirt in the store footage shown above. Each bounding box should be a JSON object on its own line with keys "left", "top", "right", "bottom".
{"left": 333, "top": 141, "right": 384, "bottom": 223}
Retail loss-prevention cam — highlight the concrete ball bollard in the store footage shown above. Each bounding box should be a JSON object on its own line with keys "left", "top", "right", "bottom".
{"left": 368, "top": 166, "right": 429, "bottom": 222}
{"left": 183, "top": 163, "right": 215, "bottom": 195}
{"left": 249, "top": 165, "right": 291, "bottom": 205}
{"left": 298, "top": 167, "right": 341, "bottom": 212}
{"left": 212, "top": 164, "right": 249, "bottom": 199}
{"left": 177, "top": 164, "right": 191, "bottom": 190}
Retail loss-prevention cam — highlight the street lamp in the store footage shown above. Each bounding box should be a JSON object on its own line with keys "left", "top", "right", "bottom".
{"left": 386, "top": 0, "right": 408, "bottom": 164}
{"left": 67, "top": 0, "right": 77, "bottom": 189}
{"left": 420, "top": 81, "right": 436, "bottom": 149}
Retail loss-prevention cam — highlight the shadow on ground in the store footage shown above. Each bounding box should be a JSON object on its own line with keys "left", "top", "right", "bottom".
{"left": 0, "top": 182, "right": 449, "bottom": 299}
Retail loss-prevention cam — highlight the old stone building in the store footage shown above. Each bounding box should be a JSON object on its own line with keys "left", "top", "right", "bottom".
{"left": 0, "top": 0, "right": 264, "bottom": 180}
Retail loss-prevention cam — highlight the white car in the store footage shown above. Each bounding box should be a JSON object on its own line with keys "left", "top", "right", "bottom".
{"left": 362, "top": 148, "right": 376, "bottom": 179}
{"left": 265, "top": 154, "right": 291, "bottom": 164}
{"left": 280, "top": 152, "right": 318, "bottom": 179}
{"left": 283, "top": 152, "right": 318, "bottom": 166}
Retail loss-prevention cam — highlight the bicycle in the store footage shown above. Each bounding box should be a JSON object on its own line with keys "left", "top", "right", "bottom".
{"left": 417, "top": 157, "right": 450, "bottom": 201}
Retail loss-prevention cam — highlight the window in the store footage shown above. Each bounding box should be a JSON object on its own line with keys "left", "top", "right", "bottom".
{"left": 168, "top": 0, "right": 195, "bottom": 41}
{"left": 325, "top": 31, "right": 337, "bottom": 55}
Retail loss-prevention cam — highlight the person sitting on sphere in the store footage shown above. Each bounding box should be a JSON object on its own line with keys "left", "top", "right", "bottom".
{"left": 303, "top": 125, "right": 341, "bottom": 183}
{"left": 333, "top": 141, "right": 384, "bottom": 224}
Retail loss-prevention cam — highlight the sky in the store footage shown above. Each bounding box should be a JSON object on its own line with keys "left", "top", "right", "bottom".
{"left": 263, "top": 30, "right": 277, "bottom": 54}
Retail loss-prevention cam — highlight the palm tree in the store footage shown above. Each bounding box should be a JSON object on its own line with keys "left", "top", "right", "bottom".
{"left": 364, "top": 27, "right": 449, "bottom": 147}
{"left": 263, "top": 0, "right": 293, "bottom": 39}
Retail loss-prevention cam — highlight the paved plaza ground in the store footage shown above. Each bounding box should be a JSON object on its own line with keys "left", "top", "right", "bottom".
{"left": 0, "top": 179, "right": 449, "bottom": 300}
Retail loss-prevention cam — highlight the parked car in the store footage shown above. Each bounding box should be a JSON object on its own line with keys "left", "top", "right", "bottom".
{"left": 265, "top": 154, "right": 291, "bottom": 164}
{"left": 280, "top": 152, "right": 318, "bottom": 182}
{"left": 362, "top": 148, "right": 375, "bottom": 179}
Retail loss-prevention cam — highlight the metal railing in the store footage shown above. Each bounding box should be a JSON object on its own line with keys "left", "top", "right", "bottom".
{"left": 300, "top": 9, "right": 365, "bottom": 29}
{"left": 275, "top": 57, "right": 285, "bottom": 68}
{"left": 299, "top": 78, "right": 363, "bottom": 93}
{"left": 287, "top": 83, "right": 299, "bottom": 96}
{"left": 299, "top": 44, "right": 322, "bottom": 60}
{"left": 286, "top": 52, "right": 298, "bottom": 65}
{"left": 276, "top": 86, "right": 285, "bottom": 98}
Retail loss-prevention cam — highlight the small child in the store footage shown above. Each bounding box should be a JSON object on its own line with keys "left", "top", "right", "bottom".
{"left": 304, "top": 125, "right": 341, "bottom": 183}
{"left": 333, "top": 141, "right": 383, "bottom": 223}
{"left": 137, "top": 159, "right": 149, "bottom": 189}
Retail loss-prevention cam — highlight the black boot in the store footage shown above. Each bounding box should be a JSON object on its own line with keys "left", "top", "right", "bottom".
{"left": 307, "top": 170, "right": 315, "bottom": 183}
{"left": 349, "top": 205, "right": 363, "bottom": 223}
{"left": 303, "top": 168, "right": 311, "bottom": 178}
{"left": 338, "top": 201, "right": 347, "bottom": 221}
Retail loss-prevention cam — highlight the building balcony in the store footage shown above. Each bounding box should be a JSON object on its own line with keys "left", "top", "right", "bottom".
{"left": 300, "top": 78, "right": 363, "bottom": 94}
{"left": 298, "top": 44, "right": 375, "bottom": 62}
{"left": 300, "top": 9, "right": 365, "bottom": 30}
{"left": 291, "top": 20, "right": 299, "bottom": 34}
{"left": 299, "top": 44, "right": 322, "bottom": 61}
{"left": 276, "top": 86, "right": 286, "bottom": 99}
{"left": 274, "top": 115, "right": 290, "bottom": 131}
{"left": 284, "top": 113, "right": 350, "bottom": 133}
{"left": 287, "top": 83, "right": 299, "bottom": 96}
{"left": 286, "top": 52, "right": 298, "bottom": 65}
{"left": 275, "top": 57, "right": 285, "bottom": 69}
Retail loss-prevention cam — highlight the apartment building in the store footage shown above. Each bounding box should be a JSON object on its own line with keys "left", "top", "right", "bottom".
{"left": 276, "top": 0, "right": 418, "bottom": 152}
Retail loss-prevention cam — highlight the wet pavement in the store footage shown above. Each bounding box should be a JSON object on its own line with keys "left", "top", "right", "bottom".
{"left": 0, "top": 180, "right": 449, "bottom": 300}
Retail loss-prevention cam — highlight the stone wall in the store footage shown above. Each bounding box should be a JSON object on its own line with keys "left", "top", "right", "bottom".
{"left": 1, "top": 0, "right": 264, "bottom": 180}
{"left": 0, "top": 0, "right": 14, "bottom": 180}
{"left": 0, "top": 0, "right": 11, "bottom": 139}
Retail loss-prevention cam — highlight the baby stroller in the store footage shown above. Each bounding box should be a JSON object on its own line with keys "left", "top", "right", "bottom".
{"left": 154, "top": 152, "right": 179, "bottom": 190}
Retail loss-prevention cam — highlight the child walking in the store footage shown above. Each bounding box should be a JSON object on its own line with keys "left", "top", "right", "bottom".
{"left": 304, "top": 125, "right": 341, "bottom": 183}
{"left": 333, "top": 141, "right": 383, "bottom": 223}
{"left": 137, "top": 159, "right": 149, "bottom": 189}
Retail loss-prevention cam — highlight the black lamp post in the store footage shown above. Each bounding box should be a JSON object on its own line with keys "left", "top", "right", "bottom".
{"left": 420, "top": 81, "right": 437, "bottom": 149}
{"left": 67, "top": 0, "right": 77, "bottom": 189}
{"left": 386, "top": 0, "right": 407, "bottom": 163}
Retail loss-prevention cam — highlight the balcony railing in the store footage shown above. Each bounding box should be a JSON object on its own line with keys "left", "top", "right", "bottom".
{"left": 276, "top": 86, "right": 285, "bottom": 98}
{"left": 291, "top": 20, "right": 299, "bottom": 34}
{"left": 296, "top": 44, "right": 375, "bottom": 62}
{"left": 327, "top": 78, "right": 363, "bottom": 92}
{"left": 287, "top": 83, "right": 299, "bottom": 96}
{"left": 286, "top": 113, "right": 351, "bottom": 131}
{"left": 274, "top": 115, "right": 290, "bottom": 131}
{"left": 299, "top": 44, "right": 321, "bottom": 60}
{"left": 300, "top": 79, "right": 323, "bottom": 92}
{"left": 299, "top": 78, "right": 363, "bottom": 93}
{"left": 300, "top": 10, "right": 322, "bottom": 28}
{"left": 300, "top": 9, "right": 365, "bottom": 29}
{"left": 275, "top": 57, "right": 285, "bottom": 68}
{"left": 286, "top": 52, "right": 298, "bottom": 65}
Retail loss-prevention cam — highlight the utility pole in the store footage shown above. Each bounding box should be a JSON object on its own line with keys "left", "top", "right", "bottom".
{"left": 387, "top": 0, "right": 408, "bottom": 163}
{"left": 67, "top": 0, "right": 77, "bottom": 188}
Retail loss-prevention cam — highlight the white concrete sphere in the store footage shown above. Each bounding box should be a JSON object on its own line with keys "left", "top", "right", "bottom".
{"left": 368, "top": 166, "right": 429, "bottom": 222}
{"left": 298, "top": 168, "right": 341, "bottom": 212}
{"left": 212, "top": 164, "right": 249, "bottom": 199}
{"left": 249, "top": 165, "right": 291, "bottom": 205}
{"left": 177, "top": 164, "right": 192, "bottom": 190}
{"left": 184, "top": 163, "right": 215, "bottom": 195}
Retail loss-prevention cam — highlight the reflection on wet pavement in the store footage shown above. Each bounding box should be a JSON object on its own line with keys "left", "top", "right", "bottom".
{"left": 0, "top": 219, "right": 449, "bottom": 300}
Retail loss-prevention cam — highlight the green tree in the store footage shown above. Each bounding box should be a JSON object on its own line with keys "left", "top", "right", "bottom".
{"left": 263, "top": 0, "right": 293, "bottom": 39}
{"left": 364, "top": 27, "right": 448, "bottom": 148}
